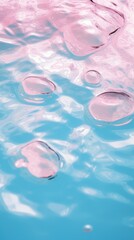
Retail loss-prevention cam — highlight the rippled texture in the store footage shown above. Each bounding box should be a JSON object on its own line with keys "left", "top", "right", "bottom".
{"left": 0, "top": 1, "right": 134, "bottom": 240}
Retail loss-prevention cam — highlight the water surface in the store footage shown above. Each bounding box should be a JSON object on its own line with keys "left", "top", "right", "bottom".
{"left": 0, "top": 0, "right": 134, "bottom": 239}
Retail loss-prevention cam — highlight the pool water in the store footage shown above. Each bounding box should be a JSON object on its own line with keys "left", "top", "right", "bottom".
{"left": 0, "top": 0, "right": 134, "bottom": 239}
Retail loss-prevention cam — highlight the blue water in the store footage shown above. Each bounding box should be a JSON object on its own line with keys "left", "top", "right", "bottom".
{"left": 0, "top": 2, "right": 134, "bottom": 240}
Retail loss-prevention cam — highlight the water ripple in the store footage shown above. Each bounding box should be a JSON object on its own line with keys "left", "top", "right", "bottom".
{"left": 0, "top": 1, "right": 134, "bottom": 240}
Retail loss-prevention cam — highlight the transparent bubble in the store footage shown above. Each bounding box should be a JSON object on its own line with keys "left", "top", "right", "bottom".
{"left": 88, "top": 91, "right": 134, "bottom": 124}
{"left": 19, "top": 76, "right": 56, "bottom": 104}
{"left": 15, "top": 141, "right": 60, "bottom": 179}
{"left": 84, "top": 70, "right": 102, "bottom": 86}
{"left": 22, "top": 76, "right": 56, "bottom": 95}
{"left": 83, "top": 224, "right": 93, "bottom": 232}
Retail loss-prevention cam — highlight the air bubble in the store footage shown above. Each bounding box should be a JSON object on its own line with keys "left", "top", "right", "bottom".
{"left": 22, "top": 76, "right": 56, "bottom": 95}
{"left": 84, "top": 70, "right": 102, "bottom": 86}
{"left": 15, "top": 141, "right": 60, "bottom": 179}
{"left": 19, "top": 76, "right": 56, "bottom": 103}
{"left": 88, "top": 91, "right": 134, "bottom": 124}
{"left": 83, "top": 224, "right": 93, "bottom": 232}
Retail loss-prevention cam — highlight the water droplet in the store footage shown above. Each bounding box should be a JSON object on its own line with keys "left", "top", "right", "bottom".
{"left": 84, "top": 70, "right": 102, "bottom": 86}
{"left": 84, "top": 224, "right": 93, "bottom": 232}
{"left": 19, "top": 76, "right": 56, "bottom": 103}
{"left": 15, "top": 141, "right": 60, "bottom": 179}
{"left": 22, "top": 76, "right": 56, "bottom": 95}
{"left": 88, "top": 91, "right": 134, "bottom": 124}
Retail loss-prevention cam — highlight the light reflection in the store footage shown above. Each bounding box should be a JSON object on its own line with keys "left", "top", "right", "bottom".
{"left": 60, "top": 152, "right": 78, "bottom": 166}
{"left": 28, "top": 34, "right": 81, "bottom": 82}
{"left": 0, "top": 171, "right": 13, "bottom": 189}
{"left": 47, "top": 202, "right": 75, "bottom": 217}
{"left": 80, "top": 186, "right": 130, "bottom": 203}
{"left": 1, "top": 191, "right": 40, "bottom": 217}
{"left": 107, "top": 193, "right": 130, "bottom": 204}
{"left": 80, "top": 187, "right": 104, "bottom": 198}
{"left": 124, "top": 184, "right": 134, "bottom": 195}
{"left": 70, "top": 169, "right": 90, "bottom": 179}
{"left": 9, "top": 105, "right": 66, "bottom": 134}
{"left": 50, "top": 139, "right": 77, "bottom": 151}
{"left": 70, "top": 125, "right": 90, "bottom": 139}
{"left": 107, "top": 133, "right": 134, "bottom": 148}
{"left": 95, "top": 168, "right": 132, "bottom": 184}
{"left": 58, "top": 96, "right": 84, "bottom": 118}
{"left": 49, "top": 139, "right": 78, "bottom": 166}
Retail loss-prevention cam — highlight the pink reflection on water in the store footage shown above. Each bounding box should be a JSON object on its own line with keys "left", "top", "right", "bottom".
{"left": 15, "top": 141, "right": 60, "bottom": 178}
{"left": 63, "top": 1, "right": 124, "bottom": 56}
{"left": 0, "top": 0, "right": 134, "bottom": 185}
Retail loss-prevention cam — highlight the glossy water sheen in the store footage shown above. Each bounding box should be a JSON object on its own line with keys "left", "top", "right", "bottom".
{"left": 0, "top": 0, "right": 134, "bottom": 240}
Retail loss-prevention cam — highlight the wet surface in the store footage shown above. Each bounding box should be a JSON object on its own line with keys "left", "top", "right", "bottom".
{"left": 0, "top": 0, "right": 134, "bottom": 240}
